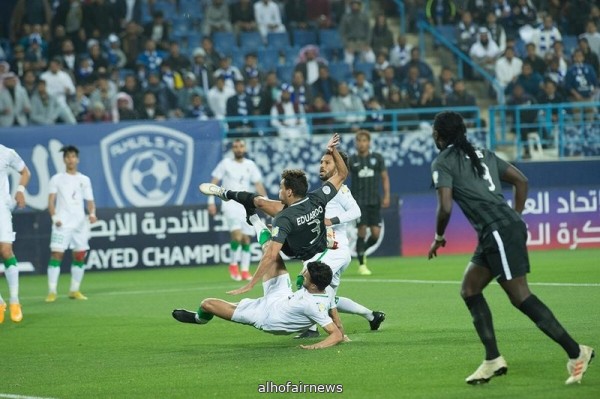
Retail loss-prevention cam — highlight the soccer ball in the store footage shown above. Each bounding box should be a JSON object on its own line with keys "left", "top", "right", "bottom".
{"left": 129, "top": 150, "right": 177, "bottom": 200}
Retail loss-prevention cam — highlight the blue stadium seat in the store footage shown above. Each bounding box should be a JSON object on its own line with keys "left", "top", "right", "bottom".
{"left": 353, "top": 62, "right": 375, "bottom": 78}
{"left": 267, "top": 32, "right": 290, "bottom": 50}
{"left": 187, "top": 32, "right": 203, "bottom": 50}
{"left": 292, "top": 29, "right": 318, "bottom": 47}
{"left": 318, "top": 29, "right": 342, "bottom": 49}
{"left": 258, "top": 48, "right": 280, "bottom": 72}
{"left": 213, "top": 32, "right": 237, "bottom": 52}
{"left": 153, "top": 1, "right": 176, "bottom": 17}
{"left": 276, "top": 65, "right": 295, "bottom": 82}
{"left": 239, "top": 31, "right": 264, "bottom": 52}
{"left": 562, "top": 35, "right": 578, "bottom": 56}
{"left": 0, "top": 38, "right": 12, "bottom": 61}
{"left": 283, "top": 46, "right": 301, "bottom": 65}
{"left": 328, "top": 62, "right": 352, "bottom": 82}
{"left": 435, "top": 24, "right": 457, "bottom": 46}
{"left": 171, "top": 16, "right": 190, "bottom": 39}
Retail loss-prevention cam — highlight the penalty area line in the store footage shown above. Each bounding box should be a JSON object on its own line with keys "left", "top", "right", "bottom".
{"left": 0, "top": 394, "right": 58, "bottom": 399}
{"left": 342, "top": 278, "right": 600, "bottom": 287}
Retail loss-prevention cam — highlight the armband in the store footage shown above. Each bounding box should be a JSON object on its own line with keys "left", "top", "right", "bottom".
{"left": 16, "top": 185, "right": 25, "bottom": 193}
{"left": 330, "top": 217, "right": 341, "bottom": 225}
{"left": 435, "top": 233, "right": 445, "bottom": 242}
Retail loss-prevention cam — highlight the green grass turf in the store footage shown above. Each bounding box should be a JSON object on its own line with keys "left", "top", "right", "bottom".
{"left": 1, "top": 249, "right": 599, "bottom": 399}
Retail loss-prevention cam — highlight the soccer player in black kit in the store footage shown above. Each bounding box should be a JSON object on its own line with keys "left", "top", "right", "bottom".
{"left": 201, "top": 133, "right": 349, "bottom": 296}
{"left": 428, "top": 111, "right": 594, "bottom": 385}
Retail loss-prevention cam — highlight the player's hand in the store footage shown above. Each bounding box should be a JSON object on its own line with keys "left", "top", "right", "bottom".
{"left": 428, "top": 238, "right": 446, "bottom": 259}
{"left": 343, "top": 335, "right": 352, "bottom": 343}
{"left": 89, "top": 214, "right": 97, "bottom": 224}
{"left": 326, "top": 133, "right": 340, "bottom": 152}
{"left": 381, "top": 196, "right": 390, "bottom": 208}
{"left": 208, "top": 204, "right": 217, "bottom": 216}
{"left": 14, "top": 192, "right": 26, "bottom": 208}
{"left": 299, "top": 344, "right": 320, "bottom": 350}
{"left": 227, "top": 283, "right": 253, "bottom": 296}
{"left": 324, "top": 218, "right": 332, "bottom": 226}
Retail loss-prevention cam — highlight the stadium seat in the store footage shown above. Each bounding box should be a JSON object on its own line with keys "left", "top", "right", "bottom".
{"left": 292, "top": 29, "right": 318, "bottom": 47}
{"left": 239, "top": 31, "right": 264, "bottom": 52}
{"left": 153, "top": 1, "right": 176, "bottom": 17}
{"left": 213, "top": 32, "right": 237, "bottom": 52}
{"left": 171, "top": 16, "right": 190, "bottom": 39}
{"left": 562, "top": 35, "right": 578, "bottom": 55}
{"left": 353, "top": 62, "right": 375, "bottom": 78}
{"left": 0, "top": 38, "right": 12, "bottom": 61}
{"left": 318, "top": 29, "right": 342, "bottom": 49}
{"left": 186, "top": 32, "right": 203, "bottom": 50}
{"left": 258, "top": 48, "right": 280, "bottom": 72}
{"left": 328, "top": 62, "right": 352, "bottom": 82}
{"left": 276, "top": 65, "right": 295, "bottom": 82}
{"left": 283, "top": 46, "right": 301, "bottom": 65}
{"left": 435, "top": 24, "right": 457, "bottom": 46}
{"left": 267, "top": 32, "right": 290, "bottom": 50}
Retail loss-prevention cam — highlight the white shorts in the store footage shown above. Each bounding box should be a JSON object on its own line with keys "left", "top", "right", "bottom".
{"left": 303, "top": 247, "right": 351, "bottom": 291}
{"left": 50, "top": 222, "right": 90, "bottom": 252}
{"left": 0, "top": 204, "right": 15, "bottom": 243}
{"left": 222, "top": 201, "right": 254, "bottom": 236}
{"left": 231, "top": 274, "right": 292, "bottom": 328}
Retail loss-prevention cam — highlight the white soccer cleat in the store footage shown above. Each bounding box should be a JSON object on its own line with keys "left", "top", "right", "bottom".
{"left": 465, "top": 356, "right": 508, "bottom": 385}
{"left": 199, "top": 183, "right": 229, "bottom": 201}
{"left": 566, "top": 345, "right": 595, "bottom": 384}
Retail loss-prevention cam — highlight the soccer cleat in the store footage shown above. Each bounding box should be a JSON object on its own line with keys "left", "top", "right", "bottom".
{"left": 229, "top": 265, "right": 241, "bottom": 281}
{"left": 294, "top": 329, "right": 320, "bottom": 339}
{"left": 199, "top": 183, "right": 229, "bottom": 201}
{"left": 241, "top": 270, "right": 252, "bottom": 281}
{"left": 9, "top": 303, "right": 23, "bottom": 323}
{"left": 69, "top": 291, "right": 88, "bottom": 300}
{"left": 357, "top": 264, "right": 372, "bottom": 276}
{"left": 172, "top": 309, "right": 200, "bottom": 324}
{"left": 565, "top": 345, "right": 595, "bottom": 384}
{"left": 465, "top": 356, "right": 508, "bottom": 385}
{"left": 369, "top": 311, "right": 386, "bottom": 331}
{"left": 45, "top": 292, "right": 57, "bottom": 303}
{"left": 0, "top": 303, "right": 5, "bottom": 324}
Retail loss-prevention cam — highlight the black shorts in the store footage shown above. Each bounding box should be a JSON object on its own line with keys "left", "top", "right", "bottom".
{"left": 471, "top": 221, "right": 531, "bottom": 282}
{"left": 357, "top": 204, "right": 382, "bottom": 227}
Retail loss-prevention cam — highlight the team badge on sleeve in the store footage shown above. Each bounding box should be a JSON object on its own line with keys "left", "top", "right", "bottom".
{"left": 271, "top": 226, "right": 279, "bottom": 238}
{"left": 322, "top": 186, "right": 331, "bottom": 195}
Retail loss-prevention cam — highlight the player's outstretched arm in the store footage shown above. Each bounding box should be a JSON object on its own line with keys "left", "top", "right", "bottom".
{"left": 300, "top": 322, "right": 343, "bottom": 350}
{"left": 500, "top": 164, "right": 528, "bottom": 214}
{"left": 326, "top": 134, "right": 348, "bottom": 191}
{"left": 428, "top": 187, "right": 452, "bottom": 259}
{"left": 227, "top": 240, "right": 283, "bottom": 295}
{"left": 15, "top": 166, "right": 30, "bottom": 208}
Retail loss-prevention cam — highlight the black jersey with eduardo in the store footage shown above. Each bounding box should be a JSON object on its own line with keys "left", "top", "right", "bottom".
{"left": 271, "top": 182, "right": 338, "bottom": 261}
{"left": 431, "top": 146, "right": 523, "bottom": 239}
{"left": 349, "top": 152, "right": 386, "bottom": 206}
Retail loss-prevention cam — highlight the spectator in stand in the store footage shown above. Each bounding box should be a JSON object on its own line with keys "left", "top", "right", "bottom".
{"left": 40, "top": 57, "right": 76, "bottom": 108}
{"left": 203, "top": 0, "right": 233, "bottom": 37}
{"left": 506, "top": 83, "right": 538, "bottom": 158}
{"left": 190, "top": 48, "right": 214, "bottom": 95}
{"left": 495, "top": 46, "right": 523, "bottom": 94}
{"left": 24, "top": 33, "right": 48, "bottom": 72}
{"left": 416, "top": 81, "right": 442, "bottom": 121}
{"left": 245, "top": 70, "right": 262, "bottom": 112}
{"left": 82, "top": 101, "right": 111, "bottom": 123}
{"left": 401, "top": 65, "right": 424, "bottom": 108}
{"left": 465, "top": 0, "right": 487, "bottom": 25}
{"left": 137, "top": 91, "right": 167, "bottom": 120}
{"left": 144, "top": 10, "right": 170, "bottom": 51}
{"left": 330, "top": 81, "right": 365, "bottom": 131}
{"left": 164, "top": 41, "right": 191, "bottom": 75}
{"left": 55, "top": 38, "right": 78, "bottom": 74}
{"left": 490, "top": 0, "right": 512, "bottom": 27}
{"left": 371, "top": 14, "right": 394, "bottom": 57}
{"left": 530, "top": 15, "right": 562, "bottom": 58}
{"left": 446, "top": 79, "right": 477, "bottom": 122}
{"left": 87, "top": 39, "right": 109, "bottom": 74}
{"left": 112, "top": 92, "right": 139, "bottom": 122}
{"left": 9, "top": 45, "right": 28, "bottom": 79}
{"left": 258, "top": 71, "right": 279, "bottom": 115}
{"left": 120, "top": 73, "right": 143, "bottom": 109}
{"left": 384, "top": 87, "right": 418, "bottom": 131}
{"left": 373, "top": 51, "right": 390, "bottom": 82}
{"left": 285, "top": 0, "right": 309, "bottom": 31}
{"left": 106, "top": 34, "right": 127, "bottom": 70}
{"left": 485, "top": 11, "right": 506, "bottom": 53}
{"left": 523, "top": 42, "right": 547, "bottom": 76}
{"left": 349, "top": 71, "right": 374, "bottom": 105}
{"left": 270, "top": 83, "right": 308, "bottom": 138}
{"left": 438, "top": 66, "right": 456, "bottom": 105}
{"left": 69, "top": 81, "right": 92, "bottom": 121}
{"left": 307, "top": 94, "right": 333, "bottom": 134}
{"left": 456, "top": 11, "right": 478, "bottom": 79}
{"left": 426, "top": 0, "right": 457, "bottom": 26}
{"left": 537, "top": 79, "right": 565, "bottom": 144}
{"left": 578, "top": 38, "right": 600, "bottom": 75}
{"left": 201, "top": 37, "right": 222, "bottom": 72}
{"left": 295, "top": 46, "right": 327, "bottom": 86}
{"left": 89, "top": 74, "right": 116, "bottom": 112}
{"left": 207, "top": 75, "right": 235, "bottom": 119}
{"left": 241, "top": 53, "right": 260, "bottom": 83}
{"left": 512, "top": 0, "right": 537, "bottom": 42}
{"left": 339, "top": 0, "right": 375, "bottom": 64}
{"left": 290, "top": 70, "right": 313, "bottom": 108}
{"left": 160, "top": 63, "right": 184, "bottom": 94}
{"left": 365, "top": 97, "right": 385, "bottom": 132}
{"left": 389, "top": 34, "right": 413, "bottom": 68}
{"left": 21, "top": 70, "right": 38, "bottom": 98}
{"left": 82, "top": 0, "right": 118, "bottom": 40}
{"left": 30, "top": 78, "right": 77, "bottom": 125}
{"left": 311, "top": 65, "right": 338, "bottom": 104}
{"left": 374, "top": 66, "right": 400, "bottom": 103}
{"left": 231, "top": 0, "right": 257, "bottom": 34}
{"left": 177, "top": 72, "right": 205, "bottom": 114}
{"left": 548, "top": 40, "right": 568, "bottom": 77}
{"left": 580, "top": 20, "right": 600, "bottom": 59}
{"left": 186, "top": 93, "right": 212, "bottom": 120}
{"left": 564, "top": 0, "right": 592, "bottom": 36}
{"left": 52, "top": 1, "right": 82, "bottom": 46}
{"left": 145, "top": 71, "right": 178, "bottom": 115}
{"left": 10, "top": 0, "right": 52, "bottom": 42}
{"left": 565, "top": 48, "right": 598, "bottom": 121}
{"left": 399, "top": 47, "right": 434, "bottom": 83}
{"left": 544, "top": 56, "right": 567, "bottom": 97}
{"left": 121, "top": 21, "right": 144, "bottom": 69}
{"left": 515, "top": 61, "right": 544, "bottom": 98}
{"left": 112, "top": 0, "right": 143, "bottom": 28}
{"left": 306, "top": 0, "right": 333, "bottom": 29}
{"left": 254, "top": 0, "right": 286, "bottom": 41}
{"left": 0, "top": 73, "right": 30, "bottom": 127}
{"left": 469, "top": 28, "right": 501, "bottom": 77}
{"left": 226, "top": 79, "right": 254, "bottom": 134}
{"left": 213, "top": 56, "right": 243, "bottom": 92}
{"left": 136, "top": 39, "right": 166, "bottom": 73}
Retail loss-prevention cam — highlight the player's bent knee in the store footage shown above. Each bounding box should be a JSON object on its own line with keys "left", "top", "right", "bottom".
{"left": 73, "top": 251, "right": 87, "bottom": 263}
{"left": 201, "top": 298, "right": 216, "bottom": 312}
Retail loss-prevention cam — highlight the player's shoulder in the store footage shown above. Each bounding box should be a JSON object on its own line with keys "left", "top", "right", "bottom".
{"left": 338, "top": 184, "right": 351, "bottom": 195}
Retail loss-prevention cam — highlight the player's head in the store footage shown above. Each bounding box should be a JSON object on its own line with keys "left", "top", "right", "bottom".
{"left": 433, "top": 111, "right": 484, "bottom": 177}
{"left": 304, "top": 261, "right": 332, "bottom": 291}
{"left": 60, "top": 145, "right": 80, "bottom": 171}
{"left": 231, "top": 139, "right": 246, "bottom": 160}
{"left": 355, "top": 130, "right": 371, "bottom": 153}
{"left": 319, "top": 151, "right": 348, "bottom": 181}
{"left": 279, "top": 169, "right": 308, "bottom": 204}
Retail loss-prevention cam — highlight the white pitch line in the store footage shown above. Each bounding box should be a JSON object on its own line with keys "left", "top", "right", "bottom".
{"left": 0, "top": 394, "right": 58, "bottom": 399}
{"left": 342, "top": 278, "right": 600, "bottom": 287}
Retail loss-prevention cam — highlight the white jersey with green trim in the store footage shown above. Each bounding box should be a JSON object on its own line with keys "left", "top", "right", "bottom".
{"left": 49, "top": 172, "right": 94, "bottom": 228}
{"left": 325, "top": 184, "right": 361, "bottom": 250}
{"left": 211, "top": 157, "right": 263, "bottom": 191}
{"left": 0, "top": 145, "right": 25, "bottom": 207}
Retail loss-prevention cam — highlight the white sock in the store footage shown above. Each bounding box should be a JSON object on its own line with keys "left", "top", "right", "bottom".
{"left": 0, "top": 292, "right": 4, "bottom": 305}
{"left": 5, "top": 266, "right": 19, "bottom": 303}
{"left": 337, "top": 297, "right": 373, "bottom": 321}
{"left": 48, "top": 266, "right": 61, "bottom": 293}
{"left": 70, "top": 266, "right": 85, "bottom": 292}
{"left": 231, "top": 246, "right": 242, "bottom": 266}
{"left": 249, "top": 214, "right": 271, "bottom": 245}
{"left": 240, "top": 247, "right": 251, "bottom": 272}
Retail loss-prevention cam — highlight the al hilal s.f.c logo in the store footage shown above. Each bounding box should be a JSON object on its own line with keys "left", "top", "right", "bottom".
{"left": 100, "top": 125, "right": 194, "bottom": 207}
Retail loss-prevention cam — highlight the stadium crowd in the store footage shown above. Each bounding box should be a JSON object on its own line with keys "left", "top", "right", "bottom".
{"left": 0, "top": 0, "right": 598, "bottom": 135}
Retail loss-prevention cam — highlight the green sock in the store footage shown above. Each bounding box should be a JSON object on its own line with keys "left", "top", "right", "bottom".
{"left": 197, "top": 308, "right": 214, "bottom": 323}
{"left": 3, "top": 256, "right": 17, "bottom": 268}
{"left": 230, "top": 241, "right": 240, "bottom": 251}
{"left": 258, "top": 229, "right": 271, "bottom": 246}
{"left": 296, "top": 274, "right": 304, "bottom": 290}
{"left": 49, "top": 258, "right": 61, "bottom": 267}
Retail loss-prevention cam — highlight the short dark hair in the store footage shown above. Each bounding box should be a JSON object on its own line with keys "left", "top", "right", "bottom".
{"left": 307, "top": 261, "right": 332, "bottom": 291}
{"left": 355, "top": 130, "right": 371, "bottom": 141}
{"left": 60, "top": 145, "right": 79, "bottom": 157}
{"left": 281, "top": 169, "right": 308, "bottom": 197}
{"left": 322, "top": 150, "right": 349, "bottom": 170}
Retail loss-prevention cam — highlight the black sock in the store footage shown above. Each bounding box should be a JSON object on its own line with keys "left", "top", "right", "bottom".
{"left": 518, "top": 295, "right": 580, "bottom": 358}
{"left": 464, "top": 293, "right": 500, "bottom": 360}
{"left": 356, "top": 238, "right": 366, "bottom": 265}
{"left": 225, "top": 191, "right": 257, "bottom": 208}
{"left": 365, "top": 236, "right": 377, "bottom": 250}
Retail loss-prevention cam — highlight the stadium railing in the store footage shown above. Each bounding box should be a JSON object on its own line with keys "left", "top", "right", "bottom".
{"left": 393, "top": 0, "right": 406, "bottom": 35}
{"left": 489, "top": 102, "right": 600, "bottom": 160}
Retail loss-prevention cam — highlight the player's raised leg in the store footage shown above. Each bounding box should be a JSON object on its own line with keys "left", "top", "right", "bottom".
{"left": 0, "top": 244, "right": 23, "bottom": 323}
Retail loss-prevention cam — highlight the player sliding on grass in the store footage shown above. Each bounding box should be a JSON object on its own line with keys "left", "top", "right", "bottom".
{"left": 428, "top": 111, "right": 594, "bottom": 385}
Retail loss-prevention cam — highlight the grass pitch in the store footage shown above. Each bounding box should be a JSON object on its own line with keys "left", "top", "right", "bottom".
{"left": 1, "top": 249, "right": 599, "bottom": 399}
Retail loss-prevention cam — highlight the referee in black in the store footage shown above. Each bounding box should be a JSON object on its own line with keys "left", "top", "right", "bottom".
{"left": 348, "top": 130, "right": 390, "bottom": 275}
